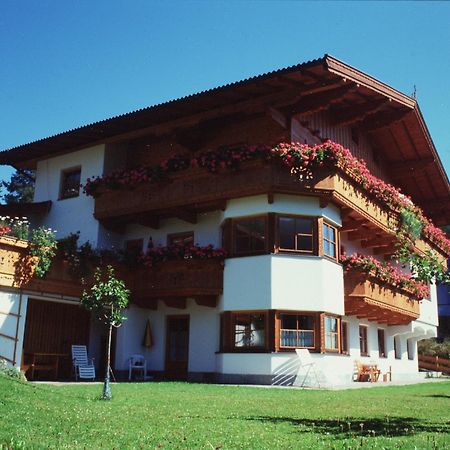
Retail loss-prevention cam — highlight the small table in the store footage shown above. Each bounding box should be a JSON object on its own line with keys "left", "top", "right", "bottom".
{"left": 29, "top": 353, "right": 67, "bottom": 380}
{"left": 363, "top": 364, "right": 381, "bottom": 383}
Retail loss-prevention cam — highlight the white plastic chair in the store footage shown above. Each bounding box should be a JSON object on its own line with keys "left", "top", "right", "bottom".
{"left": 71, "top": 345, "right": 96, "bottom": 381}
{"left": 128, "top": 354, "right": 147, "bottom": 381}
{"left": 294, "top": 348, "right": 320, "bottom": 388}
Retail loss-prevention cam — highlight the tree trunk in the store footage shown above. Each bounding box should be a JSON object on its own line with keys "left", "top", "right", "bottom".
{"left": 102, "top": 323, "right": 113, "bottom": 400}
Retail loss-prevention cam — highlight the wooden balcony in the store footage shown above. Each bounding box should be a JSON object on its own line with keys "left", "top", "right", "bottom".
{"left": 0, "top": 237, "right": 224, "bottom": 307}
{"left": 0, "top": 236, "right": 83, "bottom": 297}
{"left": 0, "top": 236, "right": 33, "bottom": 287}
{"left": 94, "top": 161, "right": 447, "bottom": 259}
{"left": 95, "top": 161, "right": 399, "bottom": 231}
{"left": 127, "top": 259, "right": 224, "bottom": 309}
{"left": 344, "top": 272, "right": 420, "bottom": 325}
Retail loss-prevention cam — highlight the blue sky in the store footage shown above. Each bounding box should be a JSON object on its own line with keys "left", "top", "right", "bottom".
{"left": 1, "top": 1, "right": 449, "bottom": 197}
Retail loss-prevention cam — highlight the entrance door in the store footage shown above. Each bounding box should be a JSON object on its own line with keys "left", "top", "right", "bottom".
{"left": 165, "top": 315, "right": 190, "bottom": 380}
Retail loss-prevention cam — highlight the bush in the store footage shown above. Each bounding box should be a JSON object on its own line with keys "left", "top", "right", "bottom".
{"left": 418, "top": 338, "right": 450, "bottom": 358}
{"left": 0, "top": 358, "right": 27, "bottom": 381}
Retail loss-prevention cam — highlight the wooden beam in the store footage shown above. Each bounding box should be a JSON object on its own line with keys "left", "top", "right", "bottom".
{"left": 164, "top": 297, "right": 187, "bottom": 309}
{"left": 331, "top": 99, "right": 389, "bottom": 127}
{"left": 359, "top": 109, "right": 409, "bottom": 133}
{"left": 373, "top": 244, "right": 398, "bottom": 256}
{"left": 100, "top": 218, "right": 126, "bottom": 234}
{"left": 389, "top": 157, "right": 435, "bottom": 180}
{"left": 288, "top": 84, "right": 356, "bottom": 116}
{"left": 194, "top": 296, "right": 218, "bottom": 308}
{"left": 176, "top": 210, "right": 197, "bottom": 224}
{"left": 347, "top": 230, "right": 373, "bottom": 241}
{"left": 361, "top": 236, "right": 395, "bottom": 248}
{"left": 341, "top": 218, "right": 368, "bottom": 232}
{"left": 137, "top": 216, "right": 160, "bottom": 229}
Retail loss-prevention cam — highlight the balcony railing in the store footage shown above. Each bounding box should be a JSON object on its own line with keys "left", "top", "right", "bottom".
{"left": 93, "top": 161, "right": 445, "bottom": 260}
{"left": 0, "top": 237, "right": 224, "bottom": 307}
{"left": 127, "top": 259, "right": 224, "bottom": 308}
{"left": 343, "top": 272, "right": 420, "bottom": 325}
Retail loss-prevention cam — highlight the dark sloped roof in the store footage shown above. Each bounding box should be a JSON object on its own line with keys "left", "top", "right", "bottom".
{"left": 0, "top": 54, "right": 449, "bottom": 224}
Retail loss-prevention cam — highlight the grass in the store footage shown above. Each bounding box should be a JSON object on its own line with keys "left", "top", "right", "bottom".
{"left": 0, "top": 376, "right": 449, "bottom": 449}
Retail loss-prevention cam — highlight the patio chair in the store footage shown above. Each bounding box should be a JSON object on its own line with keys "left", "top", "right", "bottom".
{"left": 354, "top": 361, "right": 372, "bottom": 382}
{"left": 71, "top": 345, "right": 96, "bottom": 381}
{"left": 128, "top": 354, "right": 147, "bottom": 381}
{"left": 294, "top": 348, "right": 321, "bottom": 388}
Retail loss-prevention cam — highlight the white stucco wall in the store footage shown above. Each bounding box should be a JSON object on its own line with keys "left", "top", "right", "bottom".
{"left": 33, "top": 145, "right": 105, "bottom": 246}
{"left": 0, "top": 289, "right": 28, "bottom": 367}
{"left": 225, "top": 194, "right": 341, "bottom": 226}
{"left": 115, "top": 299, "right": 219, "bottom": 375}
{"left": 418, "top": 283, "right": 439, "bottom": 327}
{"left": 123, "top": 210, "right": 223, "bottom": 252}
{"left": 271, "top": 255, "right": 344, "bottom": 314}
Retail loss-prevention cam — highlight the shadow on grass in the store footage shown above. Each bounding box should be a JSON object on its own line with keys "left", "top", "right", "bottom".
{"left": 425, "top": 394, "right": 450, "bottom": 399}
{"left": 244, "top": 416, "right": 449, "bottom": 437}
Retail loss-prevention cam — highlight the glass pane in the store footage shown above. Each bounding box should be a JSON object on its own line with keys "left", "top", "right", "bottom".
{"left": 296, "top": 218, "right": 313, "bottom": 234}
{"left": 279, "top": 217, "right": 295, "bottom": 249}
{"left": 299, "top": 331, "right": 314, "bottom": 347}
{"left": 61, "top": 169, "right": 81, "bottom": 198}
{"left": 297, "top": 235, "right": 313, "bottom": 251}
{"left": 234, "top": 314, "right": 265, "bottom": 347}
{"left": 323, "top": 223, "right": 330, "bottom": 240}
{"left": 280, "top": 329, "right": 295, "bottom": 347}
{"left": 281, "top": 314, "right": 297, "bottom": 330}
{"left": 298, "top": 315, "right": 314, "bottom": 330}
{"left": 328, "top": 226, "right": 336, "bottom": 243}
{"left": 325, "top": 316, "right": 337, "bottom": 333}
{"left": 325, "top": 333, "right": 338, "bottom": 350}
{"left": 235, "top": 219, "right": 265, "bottom": 253}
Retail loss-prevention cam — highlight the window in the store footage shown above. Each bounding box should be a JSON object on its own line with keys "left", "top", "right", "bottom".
{"left": 233, "top": 313, "right": 266, "bottom": 349}
{"left": 359, "top": 325, "right": 368, "bottom": 356}
{"left": 168, "top": 232, "right": 194, "bottom": 247}
{"left": 341, "top": 321, "right": 349, "bottom": 354}
{"left": 324, "top": 316, "right": 340, "bottom": 351}
{"left": 322, "top": 222, "right": 338, "bottom": 259}
{"left": 280, "top": 314, "right": 315, "bottom": 348}
{"left": 377, "top": 329, "right": 386, "bottom": 358}
{"left": 394, "top": 336, "right": 401, "bottom": 359}
{"left": 278, "top": 216, "right": 314, "bottom": 253}
{"left": 60, "top": 167, "right": 81, "bottom": 199}
{"left": 233, "top": 217, "right": 266, "bottom": 255}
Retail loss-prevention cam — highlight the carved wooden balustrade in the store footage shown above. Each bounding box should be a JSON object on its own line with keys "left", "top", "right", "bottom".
{"left": 343, "top": 271, "right": 420, "bottom": 325}
{"left": 0, "top": 236, "right": 84, "bottom": 297}
{"left": 126, "top": 259, "right": 224, "bottom": 309}
{"left": 0, "top": 237, "right": 223, "bottom": 307}
{"left": 94, "top": 161, "right": 446, "bottom": 260}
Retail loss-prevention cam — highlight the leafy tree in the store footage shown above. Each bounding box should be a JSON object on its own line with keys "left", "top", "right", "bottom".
{"left": 81, "top": 265, "right": 130, "bottom": 400}
{"left": 1, "top": 169, "right": 35, "bottom": 204}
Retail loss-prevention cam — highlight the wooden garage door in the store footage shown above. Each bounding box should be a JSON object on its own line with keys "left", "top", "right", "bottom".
{"left": 22, "top": 298, "right": 91, "bottom": 378}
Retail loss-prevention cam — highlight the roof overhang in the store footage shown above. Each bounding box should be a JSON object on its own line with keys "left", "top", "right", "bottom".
{"left": 0, "top": 55, "right": 449, "bottom": 224}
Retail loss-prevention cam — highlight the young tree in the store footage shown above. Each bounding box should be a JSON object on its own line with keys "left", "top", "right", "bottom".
{"left": 1, "top": 169, "right": 35, "bottom": 204}
{"left": 81, "top": 265, "right": 130, "bottom": 400}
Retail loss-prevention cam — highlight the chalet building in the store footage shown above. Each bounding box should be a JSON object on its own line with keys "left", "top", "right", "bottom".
{"left": 0, "top": 55, "right": 449, "bottom": 386}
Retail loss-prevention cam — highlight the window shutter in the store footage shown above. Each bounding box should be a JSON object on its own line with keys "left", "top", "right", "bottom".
{"left": 220, "top": 312, "right": 232, "bottom": 352}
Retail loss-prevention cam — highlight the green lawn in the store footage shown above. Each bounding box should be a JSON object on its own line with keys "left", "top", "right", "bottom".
{"left": 0, "top": 376, "right": 449, "bottom": 449}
